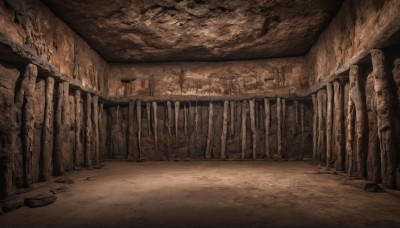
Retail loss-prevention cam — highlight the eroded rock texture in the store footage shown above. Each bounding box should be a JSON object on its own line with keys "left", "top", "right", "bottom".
{"left": 43, "top": 0, "right": 342, "bottom": 63}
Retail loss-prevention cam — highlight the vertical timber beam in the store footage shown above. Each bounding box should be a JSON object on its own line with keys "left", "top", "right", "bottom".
{"left": 312, "top": 94, "right": 318, "bottom": 161}
{"left": 371, "top": 50, "right": 399, "bottom": 188}
{"left": 241, "top": 101, "right": 248, "bottom": 159}
{"left": 333, "top": 80, "right": 345, "bottom": 171}
{"left": 326, "top": 83, "right": 333, "bottom": 167}
{"left": 20, "top": 64, "right": 37, "bottom": 186}
{"left": 85, "top": 93, "right": 92, "bottom": 167}
{"left": 127, "top": 102, "right": 134, "bottom": 160}
{"left": 206, "top": 102, "right": 214, "bottom": 159}
{"left": 264, "top": 98, "right": 271, "bottom": 160}
{"left": 277, "top": 97, "right": 282, "bottom": 159}
{"left": 221, "top": 101, "right": 228, "bottom": 160}
{"left": 93, "top": 96, "right": 99, "bottom": 165}
{"left": 249, "top": 99, "right": 257, "bottom": 159}
{"left": 40, "top": 77, "right": 54, "bottom": 181}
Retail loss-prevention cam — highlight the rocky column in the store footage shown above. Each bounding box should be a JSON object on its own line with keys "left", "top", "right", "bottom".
{"left": 371, "top": 50, "right": 399, "bottom": 188}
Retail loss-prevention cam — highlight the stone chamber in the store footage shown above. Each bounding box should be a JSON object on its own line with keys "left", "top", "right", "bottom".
{"left": 0, "top": 0, "right": 399, "bottom": 227}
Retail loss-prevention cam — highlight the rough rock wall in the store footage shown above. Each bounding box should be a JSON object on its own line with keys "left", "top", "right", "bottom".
{"left": 311, "top": 49, "right": 400, "bottom": 189}
{"left": 0, "top": 61, "right": 104, "bottom": 200}
{"left": 0, "top": 0, "right": 108, "bottom": 92}
{"left": 108, "top": 58, "right": 308, "bottom": 97}
{"left": 103, "top": 100, "right": 312, "bottom": 161}
{"left": 307, "top": 0, "right": 400, "bottom": 87}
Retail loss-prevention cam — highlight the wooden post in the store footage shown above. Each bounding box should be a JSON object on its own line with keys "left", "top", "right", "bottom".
{"left": 127, "top": 102, "right": 135, "bottom": 160}
{"left": 206, "top": 102, "right": 213, "bottom": 159}
{"left": 230, "top": 101, "right": 235, "bottom": 137}
{"left": 326, "top": 83, "right": 333, "bottom": 167}
{"left": 20, "top": 64, "right": 37, "bottom": 186}
{"left": 54, "top": 82, "right": 64, "bottom": 176}
{"left": 264, "top": 98, "right": 271, "bottom": 160}
{"left": 152, "top": 101, "right": 158, "bottom": 152}
{"left": 277, "top": 97, "right": 282, "bottom": 159}
{"left": 282, "top": 98, "right": 286, "bottom": 156}
{"left": 184, "top": 103, "right": 188, "bottom": 136}
{"left": 221, "top": 101, "right": 229, "bottom": 160}
{"left": 40, "top": 77, "right": 54, "bottom": 181}
{"left": 93, "top": 96, "right": 99, "bottom": 165}
{"left": 146, "top": 102, "right": 151, "bottom": 136}
{"left": 312, "top": 94, "right": 318, "bottom": 161}
{"left": 174, "top": 101, "right": 180, "bottom": 137}
{"left": 333, "top": 80, "right": 345, "bottom": 171}
{"left": 137, "top": 100, "right": 142, "bottom": 158}
{"left": 167, "top": 101, "right": 172, "bottom": 137}
{"left": 317, "top": 90, "right": 326, "bottom": 161}
{"left": 85, "top": 93, "right": 92, "bottom": 167}
{"left": 74, "top": 90, "right": 82, "bottom": 168}
{"left": 241, "top": 101, "right": 248, "bottom": 159}
{"left": 294, "top": 100, "right": 299, "bottom": 135}
{"left": 371, "top": 50, "right": 399, "bottom": 188}
{"left": 249, "top": 99, "right": 257, "bottom": 159}
{"left": 300, "top": 103, "right": 305, "bottom": 160}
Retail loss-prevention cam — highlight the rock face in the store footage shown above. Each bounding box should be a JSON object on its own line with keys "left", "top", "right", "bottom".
{"left": 43, "top": 0, "right": 342, "bottom": 62}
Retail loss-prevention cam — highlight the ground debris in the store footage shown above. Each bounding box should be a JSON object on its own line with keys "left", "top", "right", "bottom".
{"left": 24, "top": 194, "right": 57, "bottom": 208}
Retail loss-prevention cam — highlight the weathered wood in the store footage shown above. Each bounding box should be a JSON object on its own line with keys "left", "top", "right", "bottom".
{"left": 146, "top": 102, "right": 151, "bottom": 136}
{"left": 346, "top": 88, "right": 355, "bottom": 176}
{"left": 326, "top": 83, "right": 333, "bottom": 167}
{"left": 98, "top": 103, "right": 104, "bottom": 161}
{"left": 294, "top": 100, "right": 299, "bottom": 135}
{"left": 371, "top": 49, "right": 399, "bottom": 188}
{"left": 230, "top": 101, "right": 235, "bottom": 137}
{"left": 74, "top": 90, "right": 82, "bottom": 168}
{"left": 264, "top": 98, "right": 271, "bottom": 160}
{"left": 92, "top": 96, "right": 99, "bottom": 165}
{"left": 137, "top": 101, "right": 142, "bottom": 158}
{"left": 206, "top": 102, "right": 214, "bottom": 159}
{"left": 54, "top": 82, "right": 64, "bottom": 176}
{"left": 333, "top": 80, "right": 345, "bottom": 171}
{"left": 312, "top": 94, "right": 318, "bottom": 161}
{"left": 220, "top": 101, "right": 229, "bottom": 160}
{"left": 184, "top": 103, "right": 188, "bottom": 136}
{"left": 40, "top": 77, "right": 54, "bottom": 181}
{"left": 348, "top": 65, "right": 367, "bottom": 178}
{"left": 317, "top": 90, "right": 326, "bottom": 161}
{"left": 282, "top": 98, "right": 286, "bottom": 156}
{"left": 277, "top": 97, "right": 282, "bottom": 159}
{"left": 84, "top": 93, "right": 92, "bottom": 167}
{"left": 174, "top": 101, "right": 179, "bottom": 137}
{"left": 241, "top": 101, "right": 248, "bottom": 159}
{"left": 195, "top": 102, "right": 199, "bottom": 134}
{"left": 249, "top": 99, "right": 257, "bottom": 159}
{"left": 20, "top": 64, "right": 37, "bottom": 186}
{"left": 300, "top": 103, "right": 305, "bottom": 159}
{"left": 127, "top": 102, "right": 135, "bottom": 160}
{"left": 167, "top": 101, "right": 172, "bottom": 137}
{"left": 152, "top": 101, "right": 158, "bottom": 152}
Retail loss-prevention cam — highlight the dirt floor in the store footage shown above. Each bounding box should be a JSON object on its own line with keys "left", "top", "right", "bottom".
{"left": 1, "top": 161, "right": 400, "bottom": 228}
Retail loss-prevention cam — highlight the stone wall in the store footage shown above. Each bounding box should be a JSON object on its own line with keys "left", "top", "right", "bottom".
{"left": 108, "top": 58, "right": 308, "bottom": 98}
{"left": 0, "top": 0, "right": 108, "bottom": 92}
{"left": 307, "top": 0, "right": 400, "bottom": 89}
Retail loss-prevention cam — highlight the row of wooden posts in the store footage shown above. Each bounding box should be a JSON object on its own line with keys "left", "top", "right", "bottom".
{"left": 312, "top": 49, "right": 399, "bottom": 189}
{"left": 126, "top": 98, "right": 305, "bottom": 160}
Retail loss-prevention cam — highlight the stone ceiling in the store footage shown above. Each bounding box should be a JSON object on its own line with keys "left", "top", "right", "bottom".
{"left": 43, "top": 0, "right": 343, "bottom": 63}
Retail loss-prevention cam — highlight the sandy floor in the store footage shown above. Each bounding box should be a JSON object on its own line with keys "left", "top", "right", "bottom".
{"left": 1, "top": 161, "right": 400, "bottom": 228}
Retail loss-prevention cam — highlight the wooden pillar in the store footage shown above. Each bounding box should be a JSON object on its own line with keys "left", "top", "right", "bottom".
{"left": 152, "top": 101, "right": 158, "bottom": 152}
{"left": 127, "top": 102, "right": 135, "bottom": 160}
{"left": 371, "top": 50, "right": 399, "bottom": 188}
{"left": 277, "top": 97, "right": 282, "bottom": 159}
{"left": 40, "top": 77, "right": 54, "bottom": 181}
{"left": 326, "top": 83, "right": 333, "bottom": 167}
{"left": 20, "top": 64, "right": 37, "bottom": 186}
{"left": 74, "top": 90, "right": 82, "bottom": 167}
{"left": 174, "top": 101, "right": 180, "bottom": 137}
{"left": 54, "top": 82, "right": 67, "bottom": 176}
{"left": 137, "top": 100, "right": 142, "bottom": 158}
{"left": 333, "top": 80, "right": 345, "bottom": 171}
{"left": 93, "top": 96, "right": 99, "bottom": 165}
{"left": 347, "top": 65, "right": 367, "bottom": 177}
{"left": 249, "top": 99, "right": 257, "bottom": 159}
{"left": 206, "top": 102, "right": 214, "bottom": 159}
{"left": 221, "top": 101, "right": 229, "bottom": 160}
{"left": 282, "top": 98, "right": 286, "bottom": 156}
{"left": 167, "top": 101, "right": 172, "bottom": 137}
{"left": 294, "top": 100, "right": 299, "bottom": 135}
{"left": 241, "top": 101, "right": 248, "bottom": 159}
{"left": 317, "top": 90, "right": 326, "bottom": 161}
{"left": 84, "top": 93, "right": 92, "bottom": 167}
{"left": 230, "top": 101, "right": 235, "bottom": 137}
{"left": 300, "top": 103, "right": 305, "bottom": 159}
{"left": 146, "top": 102, "right": 151, "bottom": 136}
{"left": 264, "top": 98, "right": 271, "bottom": 160}
{"left": 312, "top": 94, "right": 318, "bottom": 161}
